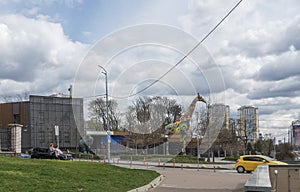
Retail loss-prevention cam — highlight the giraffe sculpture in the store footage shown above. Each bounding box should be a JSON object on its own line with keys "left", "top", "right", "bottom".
{"left": 165, "top": 93, "right": 206, "bottom": 153}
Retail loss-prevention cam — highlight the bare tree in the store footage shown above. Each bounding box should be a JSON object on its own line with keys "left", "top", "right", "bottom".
{"left": 0, "top": 91, "right": 30, "bottom": 102}
{"left": 122, "top": 96, "right": 182, "bottom": 153}
{"left": 88, "top": 98, "right": 120, "bottom": 131}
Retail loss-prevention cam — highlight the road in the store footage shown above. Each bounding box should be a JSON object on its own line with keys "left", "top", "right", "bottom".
{"left": 151, "top": 168, "right": 250, "bottom": 192}
{"left": 111, "top": 159, "right": 250, "bottom": 191}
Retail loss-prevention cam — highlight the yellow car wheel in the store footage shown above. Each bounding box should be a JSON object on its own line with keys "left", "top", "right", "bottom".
{"left": 237, "top": 166, "right": 245, "bottom": 173}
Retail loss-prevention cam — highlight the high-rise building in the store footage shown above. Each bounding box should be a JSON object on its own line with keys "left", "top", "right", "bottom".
{"left": 208, "top": 104, "right": 230, "bottom": 130}
{"left": 237, "top": 106, "right": 259, "bottom": 143}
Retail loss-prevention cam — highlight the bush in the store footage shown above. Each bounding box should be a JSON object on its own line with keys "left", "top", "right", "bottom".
{"left": 222, "top": 156, "right": 238, "bottom": 161}
{"left": 168, "top": 155, "right": 205, "bottom": 164}
{"left": 72, "top": 153, "right": 104, "bottom": 160}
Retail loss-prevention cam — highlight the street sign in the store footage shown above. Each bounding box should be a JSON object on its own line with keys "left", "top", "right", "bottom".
{"left": 107, "top": 131, "right": 111, "bottom": 143}
{"left": 55, "top": 125, "right": 59, "bottom": 136}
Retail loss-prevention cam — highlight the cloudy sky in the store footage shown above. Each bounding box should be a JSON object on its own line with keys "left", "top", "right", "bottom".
{"left": 1, "top": 0, "right": 300, "bottom": 141}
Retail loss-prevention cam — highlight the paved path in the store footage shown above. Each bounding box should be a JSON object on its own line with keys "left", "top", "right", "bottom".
{"left": 110, "top": 158, "right": 250, "bottom": 191}
{"left": 151, "top": 168, "right": 250, "bottom": 192}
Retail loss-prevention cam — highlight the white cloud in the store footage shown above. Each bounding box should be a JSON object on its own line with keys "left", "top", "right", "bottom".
{"left": 0, "top": 14, "right": 88, "bottom": 98}
{"left": 177, "top": 0, "right": 300, "bottom": 134}
{"left": 1, "top": 0, "right": 300, "bottom": 137}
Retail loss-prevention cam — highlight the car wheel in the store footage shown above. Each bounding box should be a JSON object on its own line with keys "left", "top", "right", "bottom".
{"left": 237, "top": 166, "right": 245, "bottom": 173}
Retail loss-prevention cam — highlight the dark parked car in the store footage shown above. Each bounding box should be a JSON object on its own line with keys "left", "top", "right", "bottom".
{"left": 31, "top": 147, "right": 72, "bottom": 160}
{"left": 31, "top": 147, "right": 53, "bottom": 159}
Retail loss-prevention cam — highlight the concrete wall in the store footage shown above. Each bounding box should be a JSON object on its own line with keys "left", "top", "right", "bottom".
{"left": 9, "top": 124, "right": 22, "bottom": 153}
{"left": 269, "top": 165, "right": 300, "bottom": 192}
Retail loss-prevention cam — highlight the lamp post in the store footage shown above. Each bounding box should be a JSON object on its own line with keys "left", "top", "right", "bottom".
{"left": 195, "top": 112, "right": 201, "bottom": 170}
{"left": 165, "top": 135, "right": 169, "bottom": 156}
{"left": 273, "top": 137, "right": 276, "bottom": 159}
{"left": 98, "top": 65, "right": 110, "bottom": 163}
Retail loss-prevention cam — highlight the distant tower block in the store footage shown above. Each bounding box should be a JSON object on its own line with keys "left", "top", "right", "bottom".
{"left": 8, "top": 124, "right": 23, "bottom": 154}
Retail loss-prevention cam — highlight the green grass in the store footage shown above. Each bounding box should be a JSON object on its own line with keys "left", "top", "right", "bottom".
{"left": 167, "top": 155, "right": 206, "bottom": 164}
{"left": 0, "top": 156, "right": 159, "bottom": 192}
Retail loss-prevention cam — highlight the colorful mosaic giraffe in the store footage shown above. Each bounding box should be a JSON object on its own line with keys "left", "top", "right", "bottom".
{"left": 165, "top": 93, "right": 206, "bottom": 153}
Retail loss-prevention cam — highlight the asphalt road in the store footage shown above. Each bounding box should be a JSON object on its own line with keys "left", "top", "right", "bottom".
{"left": 150, "top": 168, "right": 250, "bottom": 192}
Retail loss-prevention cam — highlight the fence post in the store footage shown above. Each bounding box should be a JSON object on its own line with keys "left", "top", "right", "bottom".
{"left": 130, "top": 156, "right": 132, "bottom": 168}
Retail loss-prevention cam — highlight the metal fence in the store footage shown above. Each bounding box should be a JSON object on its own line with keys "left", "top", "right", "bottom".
{"left": 0, "top": 128, "right": 11, "bottom": 151}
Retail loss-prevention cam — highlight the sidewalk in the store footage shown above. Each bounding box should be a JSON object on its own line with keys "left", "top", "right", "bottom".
{"left": 111, "top": 157, "right": 236, "bottom": 171}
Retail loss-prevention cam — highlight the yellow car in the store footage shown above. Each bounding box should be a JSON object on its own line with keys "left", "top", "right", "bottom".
{"left": 235, "top": 155, "right": 287, "bottom": 173}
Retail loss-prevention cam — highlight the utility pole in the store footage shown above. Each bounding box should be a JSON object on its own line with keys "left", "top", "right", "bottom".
{"left": 273, "top": 137, "right": 276, "bottom": 159}
{"left": 98, "top": 65, "right": 110, "bottom": 163}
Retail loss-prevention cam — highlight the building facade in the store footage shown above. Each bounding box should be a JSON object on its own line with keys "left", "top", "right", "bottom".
{"left": 291, "top": 120, "right": 300, "bottom": 151}
{"left": 0, "top": 95, "right": 83, "bottom": 152}
{"left": 0, "top": 102, "right": 30, "bottom": 150}
{"left": 237, "top": 106, "right": 259, "bottom": 143}
{"left": 29, "top": 95, "right": 83, "bottom": 149}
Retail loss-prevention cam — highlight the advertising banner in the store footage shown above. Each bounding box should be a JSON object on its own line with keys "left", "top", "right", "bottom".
{"left": 294, "top": 127, "right": 300, "bottom": 146}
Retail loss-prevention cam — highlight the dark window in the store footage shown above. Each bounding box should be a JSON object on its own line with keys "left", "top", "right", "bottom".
{"left": 243, "top": 156, "right": 264, "bottom": 162}
{"left": 243, "top": 157, "right": 255, "bottom": 161}
{"left": 254, "top": 157, "right": 264, "bottom": 162}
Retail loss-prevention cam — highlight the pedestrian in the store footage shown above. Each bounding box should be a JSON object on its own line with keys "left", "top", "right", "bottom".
{"left": 54, "top": 145, "right": 60, "bottom": 158}
{"left": 49, "top": 143, "right": 55, "bottom": 157}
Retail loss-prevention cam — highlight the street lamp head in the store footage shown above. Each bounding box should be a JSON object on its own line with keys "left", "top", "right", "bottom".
{"left": 98, "top": 65, "right": 107, "bottom": 74}
{"left": 197, "top": 92, "right": 206, "bottom": 103}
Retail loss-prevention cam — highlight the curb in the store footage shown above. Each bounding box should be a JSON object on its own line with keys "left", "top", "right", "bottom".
{"left": 127, "top": 172, "right": 165, "bottom": 192}
{"left": 158, "top": 165, "right": 234, "bottom": 170}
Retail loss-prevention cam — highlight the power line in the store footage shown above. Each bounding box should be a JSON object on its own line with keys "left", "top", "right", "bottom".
{"left": 111, "top": 0, "right": 244, "bottom": 99}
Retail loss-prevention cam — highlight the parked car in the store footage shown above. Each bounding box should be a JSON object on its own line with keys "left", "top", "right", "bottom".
{"left": 31, "top": 147, "right": 72, "bottom": 160}
{"left": 235, "top": 155, "right": 287, "bottom": 173}
{"left": 31, "top": 147, "right": 53, "bottom": 159}
{"left": 55, "top": 148, "right": 73, "bottom": 160}
{"left": 20, "top": 153, "right": 31, "bottom": 158}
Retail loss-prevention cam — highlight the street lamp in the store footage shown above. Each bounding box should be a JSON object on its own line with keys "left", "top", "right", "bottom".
{"left": 164, "top": 135, "right": 169, "bottom": 156}
{"left": 98, "top": 65, "right": 110, "bottom": 163}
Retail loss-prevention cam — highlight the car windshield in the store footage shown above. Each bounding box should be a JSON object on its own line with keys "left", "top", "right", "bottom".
{"left": 262, "top": 155, "right": 275, "bottom": 161}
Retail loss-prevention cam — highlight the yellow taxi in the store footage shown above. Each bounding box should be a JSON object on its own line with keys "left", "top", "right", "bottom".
{"left": 235, "top": 155, "right": 287, "bottom": 173}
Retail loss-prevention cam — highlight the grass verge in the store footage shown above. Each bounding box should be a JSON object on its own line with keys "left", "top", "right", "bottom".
{"left": 0, "top": 156, "right": 159, "bottom": 192}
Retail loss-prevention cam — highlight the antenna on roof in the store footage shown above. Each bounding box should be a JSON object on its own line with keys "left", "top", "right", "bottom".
{"left": 68, "top": 85, "right": 72, "bottom": 98}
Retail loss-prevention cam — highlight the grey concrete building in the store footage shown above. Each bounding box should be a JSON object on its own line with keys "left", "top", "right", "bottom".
{"left": 29, "top": 95, "right": 83, "bottom": 150}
